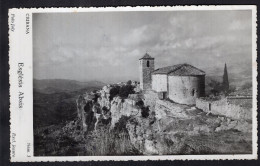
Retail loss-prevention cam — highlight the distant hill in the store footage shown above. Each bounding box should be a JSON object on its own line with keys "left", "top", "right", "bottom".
{"left": 205, "top": 61, "right": 252, "bottom": 89}
{"left": 34, "top": 79, "right": 106, "bottom": 94}
{"left": 206, "top": 74, "right": 252, "bottom": 90}
{"left": 33, "top": 83, "right": 102, "bottom": 128}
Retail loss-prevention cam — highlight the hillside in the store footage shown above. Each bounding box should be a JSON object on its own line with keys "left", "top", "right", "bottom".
{"left": 33, "top": 79, "right": 105, "bottom": 128}
{"left": 33, "top": 87, "right": 102, "bottom": 129}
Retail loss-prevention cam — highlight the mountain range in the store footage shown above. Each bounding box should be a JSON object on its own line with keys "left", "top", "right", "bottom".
{"left": 34, "top": 79, "right": 106, "bottom": 94}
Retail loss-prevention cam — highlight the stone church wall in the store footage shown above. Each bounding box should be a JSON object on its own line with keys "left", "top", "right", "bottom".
{"left": 168, "top": 76, "right": 205, "bottom": 105}
{"left": 152, "top": 74, "right": 167, "bottom": 92}
{"left": 139, "top": 59, "right": 154, "bottom": 90}
{"left": 143, "top": 90, "right": 159, "bottom": 111}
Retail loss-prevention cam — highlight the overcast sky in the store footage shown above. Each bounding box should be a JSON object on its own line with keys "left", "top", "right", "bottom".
{"left": 33, "top": 10, "right": 252, "bottom": 83}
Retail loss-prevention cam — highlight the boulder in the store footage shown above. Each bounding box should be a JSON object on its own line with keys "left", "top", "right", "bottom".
{"left": 144, "top": 140, "right": 159, "bottom": 155}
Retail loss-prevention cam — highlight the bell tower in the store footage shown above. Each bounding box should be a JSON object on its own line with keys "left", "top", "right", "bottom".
{"left": 139, "top": 53, "right": 154, "bottom": 90}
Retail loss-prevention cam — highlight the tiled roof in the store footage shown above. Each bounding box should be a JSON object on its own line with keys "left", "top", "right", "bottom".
{"left": 139, "top": 53, "right": 154, "bottom": 60}
{"left": 152, "top": 64, "right": 183, "bottom": 74}
{"left": 152, "top": 64, "right": 205, "bottom": 76}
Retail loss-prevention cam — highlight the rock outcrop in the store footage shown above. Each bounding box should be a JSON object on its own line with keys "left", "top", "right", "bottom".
{"left": 75, "top": 81, "right": 252, "bottom": 155}
{"left": 126, "top": 116, "right": 159, "bottom": 155}
{"left": 110, "top": 97, "right": 140, "bottom": 129}
{"left": 76, "top": 95, "right": 94, "bottom": 132}
{"left": 76, "top": 81, "right": 142, "bottom": 132}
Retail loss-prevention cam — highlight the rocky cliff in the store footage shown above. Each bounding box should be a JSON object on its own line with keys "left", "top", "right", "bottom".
{"left": 73, "top": 81, "right": 252, "bottom": 155}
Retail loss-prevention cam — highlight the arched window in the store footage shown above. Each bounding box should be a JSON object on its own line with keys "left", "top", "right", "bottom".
{"left": 147, "top": 60, "right": 150, "bottom": 67}
{"left": 209, "top": 103, "right": 211, "bottom": 111}
{"left": 192, "top": 89, "right": 195, "bottom": 96}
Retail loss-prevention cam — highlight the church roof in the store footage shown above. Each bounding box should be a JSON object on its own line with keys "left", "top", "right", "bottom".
{"left": 139, "top": 53, "right": 154, "bottom": 60}
{"left": 152, "top": 63, "right": 205, "bottom": 76}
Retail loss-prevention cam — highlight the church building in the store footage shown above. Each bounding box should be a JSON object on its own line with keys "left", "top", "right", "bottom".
{"left": 139, "top": 53, "right": 206, "bottom": 105}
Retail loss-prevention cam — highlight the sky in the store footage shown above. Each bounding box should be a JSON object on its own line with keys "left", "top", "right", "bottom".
{"left": 33, "top": 10, "right": 252, "bottom": 83}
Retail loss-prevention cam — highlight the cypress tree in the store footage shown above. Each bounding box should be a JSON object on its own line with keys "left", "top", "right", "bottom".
{"left": 222, "top": 63, "right": 229, "bottom": 93}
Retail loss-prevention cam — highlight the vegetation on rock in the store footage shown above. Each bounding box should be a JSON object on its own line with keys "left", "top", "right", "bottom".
{"left": 109, "top": 84, "right": 135, "bottom": 100}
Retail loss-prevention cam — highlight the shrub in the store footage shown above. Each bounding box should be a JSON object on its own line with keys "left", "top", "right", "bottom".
{"left": 109, "top": 86, "right": 120, "bottom": 100}
{"left": 119, "top": 85, "right": 134, "bottom": 99}
{"left": 141, "top": 106, "right": 150, "bottom": 118}
{"left": 109, "top": 84, "right": 135, "bottom": 100}
{"left": 127, "top": 80, "right": 132, "bottom": 85}
{"left": 135, "top": 100, "right": 144, "bottom": 108}
{"left": 92, "top": 90, "right": 98, "bottom": 93}
{"left": 135, "top": 99, "right": 149, "bottom": 118}
{"left": 84, "top": 126, "right": 141, "bottom": 155}
{"left": 208, "top": 79, "right": 222, "bottom": 96}
{"left": 93, "top": 93, "right": 100, "bottom": 103}
{"left": 102, "top": 106, "right": 109, "bottom": 113}
{"left": 113, "top": 116, "right": 131, "bottom": 133}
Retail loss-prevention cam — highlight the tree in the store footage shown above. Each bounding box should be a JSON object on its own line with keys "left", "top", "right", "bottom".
{"left": 208, "top": 79, "right": 222, "bottom": 96}
{"left": 135, "top": 99, "right": 149, "bottom": 118}
{"left": 141, "top": 107, "right": 150, "bottom": 118}
{"left": 126, "top": 80, "right": 132, "bottom": 85}
{"left": 135, "top": 100, "right": 144, "bottom": 108}
{"left": 119, "top": 85, "right": 134, "bottom": 99}
{"left": 222, "top": 63, "right": 229, "bottom": 93}
{"left": 109, "top": 86, "right": 120, "bottom": 100}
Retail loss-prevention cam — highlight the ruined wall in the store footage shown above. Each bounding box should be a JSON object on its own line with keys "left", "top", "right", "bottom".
{"left": 139, "top": 59, "right": 154, "bottom": 90}
{"left": 195, "top": 98, "right": 212, "bottom": 113}
{"left": 196, "top": 98, "right": 252, "bottom": 121}
{"left": 152, "top": 74, "right": 167, "bottom": 92}
{"left": 168, "top": 75, "right": 205, "bottom": 105}
{"left": 143, "top": 90, "right": 159, "bottom": 111}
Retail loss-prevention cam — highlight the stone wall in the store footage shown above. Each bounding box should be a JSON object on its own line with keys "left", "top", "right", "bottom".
{"left": 143, "top": 90, "right": 159, "bottom": 111}
{"left": 227, "top": 97, "right": 252, "bottom": 108}
{"left": 196, "top": 97, "right": 252, "bottom": 121}
{"left": 168, "top": 75, "right": 205, "bottom": 105}
{"left": 139, "top": 59, "right": 154, "bottom": 90}
{"left": 152, "top": 74, "right": 167, "bottom": 92}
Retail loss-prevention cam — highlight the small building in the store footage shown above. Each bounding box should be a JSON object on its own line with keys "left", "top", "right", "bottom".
{"left": 139, "top": 53, "right": 206, "bottom": 105}
{"left": 152, "top": 64, "right": 206, "bottom": 105}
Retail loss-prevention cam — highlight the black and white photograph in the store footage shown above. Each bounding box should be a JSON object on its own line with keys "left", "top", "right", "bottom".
{"left": 32, "top": 9, "right": 255, "bottom": 156}
{"left": 8, "top": 6, "right": 257, "bottom": 161}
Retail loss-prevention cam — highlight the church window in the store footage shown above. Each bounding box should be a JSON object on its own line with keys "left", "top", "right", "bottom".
{"left": 192, "top": 89, "right": 195, "bottom": 96}
{"left": 209, "top": 103, "right": 211, "bottom": 111}
{"left": 147, "top": 60, "right": 150, "bottom": 67}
